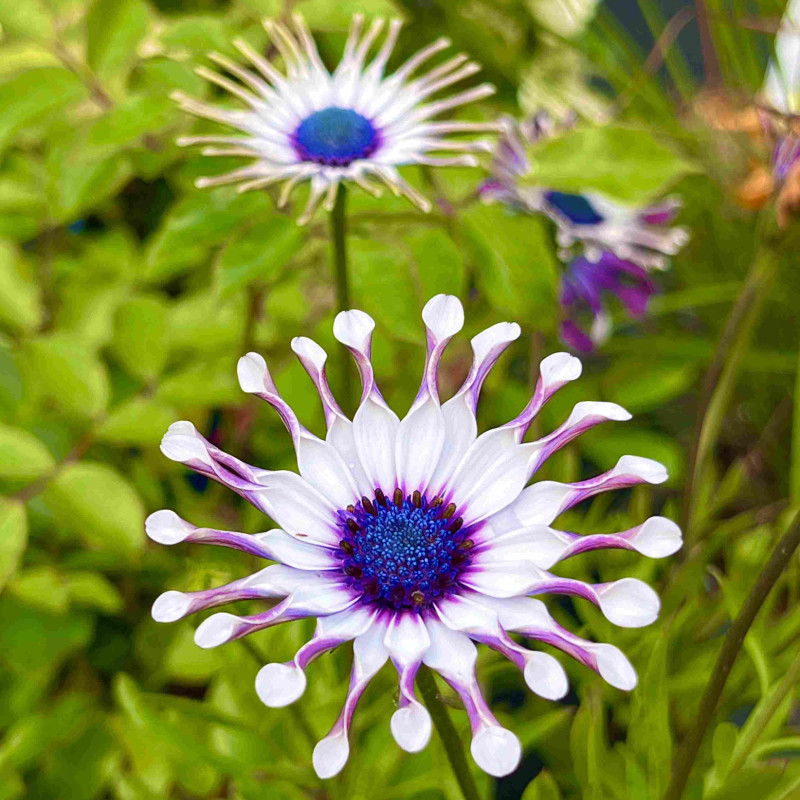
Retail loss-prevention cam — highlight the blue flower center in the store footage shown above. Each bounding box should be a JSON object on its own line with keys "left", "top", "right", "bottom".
{"left": 293, "top": 107, "right": 379, "bottom": 167}
{"left": 336, "top": 489, "right": 473, "bottom": 610}
{"left": 545, "top": 190, "right": 604, "bottom": 225}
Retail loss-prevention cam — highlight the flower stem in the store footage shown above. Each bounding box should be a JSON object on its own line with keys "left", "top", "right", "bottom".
{"left": 727, "top": 642, "right": 800, "bottom": 776}
{"left": 417, "top": 667, "right": 482, "bottom": 800}
{"left": 662, "top": 507, "right": 800, "bottom": 800}
{"left": 330, "top": 183, "right": 353, "bottom": 409}
{"left": 681, "top": 244, "right": 777, "bottom": 543}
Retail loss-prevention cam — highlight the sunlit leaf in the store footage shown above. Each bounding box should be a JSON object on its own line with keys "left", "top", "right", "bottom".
{"left": 43, "top": 461, "right": 145, "bottom": 556}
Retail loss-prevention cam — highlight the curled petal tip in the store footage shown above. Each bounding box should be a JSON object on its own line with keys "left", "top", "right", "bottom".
{"left": 152, "top": 590, "right": 192, "bottom": 623}
{"left": 598, "top": 578, "right": 660, "bottom": 628}
{"left": 194, "top": 612, "right": 238, "bottom": 648}
{"left": 422, "top": 294, "right": 464, "bottom": 340}
{"left": 291, "top": 336, "right": 327, "bottom": 367}
{"left": 145, "top": 510, "right": 191, "bottom": 545}
{"left": 632, "top": 517, "right": 683, "bottom": 558}
{"left": 313, "top": 733, "right": 350, "bottom": 779}
{"left": 595, "top": 644, "right": 638, "bottom": 691}
{"left": 471, "top": 727, "right": 521, "bottom": 777}
{"left": 523, "top": 652, "right": 568, "bottom": 700}
{"left": 390, "top": 704, "right": 432, "bottom": 752}
{"left": 256, "top": 663, "right": 307, "bottom": 707}
{"left": 567, "top": 401, "right": 631, "bottom": 425}
{"left": 615, "top": 455, "right": 668, "bottom": 485}
{"left": 539, "top": 352, "right": 582, "bottom": 386}
{"left": 333, "top": 309, "right": 375, "bottom": 350}
{"left": 160, "top": 425, "right": 208, "bottom": 465}
{"left": 237, "top": 352, "right": 268, "bottom": 393}
{"left": 470, "top": 321, "right": 521, "bottom": 360}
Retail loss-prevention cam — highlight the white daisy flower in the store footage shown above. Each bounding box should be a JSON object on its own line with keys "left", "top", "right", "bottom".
{"left": 148, "top": 294, "right": 682, "bottom": 779}
{"left": 172, "top": 14, "right": 497, "bottom": 223}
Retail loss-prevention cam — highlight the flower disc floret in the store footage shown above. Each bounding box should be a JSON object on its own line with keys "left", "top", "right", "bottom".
{"left": 293, "top": 107, "right": 379, "bottom": 165}
{"left": 337, "top": 489, "right": 472, "bottom": 609}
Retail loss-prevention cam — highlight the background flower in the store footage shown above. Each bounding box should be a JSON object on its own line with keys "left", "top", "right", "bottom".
{"left": 174, "top": 14, "right": 497, "bottom": 223}
{"left": 481, "top": 114, "right": 688, "bottom": 350}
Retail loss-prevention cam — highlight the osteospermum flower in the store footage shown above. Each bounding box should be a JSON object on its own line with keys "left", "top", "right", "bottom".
{"left": 172, "top": 14, "right": 497, "bottom": 223}
{"left": 147, "top": 295, "right": 682, "bottom": 779}
{"left": 480, "top": 114, "right": 689, "bottom": 270}
{"left": 758, "top": 0, "right": 800, "bottom": 226}
{"left": 560, "top": 252, "right": 655, "bottom": 352}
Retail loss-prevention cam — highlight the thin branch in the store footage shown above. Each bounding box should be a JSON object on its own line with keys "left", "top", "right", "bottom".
{"left": 681, "top": 242, "right": 777, "bottom": 542}
{"left": 417, "top": 667, "right": 482, "bottom": 800}
{"left": 663, "top": 508, "right": 800, "bottom": 800}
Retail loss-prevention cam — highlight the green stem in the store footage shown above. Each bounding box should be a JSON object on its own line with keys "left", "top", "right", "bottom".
{"left": 681, "top": 244, "right": 777, "bottom": 542}
{"left": 662, "top": 508, "right": 800, "bottom": 800}
{"left": 727, "top": 643, "right": 800, "bottom": 775}
{"left": 791, "top": 344, "right": 800, "bottom": 507}
{"left": 330, "top": 183, "right": 353, "bottom": 409}
{"left": 417, "top": 667, "right": 481, "bottom": 800}
{"left": 239, "top": 639, "right": 317, "bottom": 749}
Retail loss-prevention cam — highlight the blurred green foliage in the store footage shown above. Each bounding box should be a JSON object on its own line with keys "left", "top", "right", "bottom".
{"left": 1, "top": 0, "right": 800, "bottom": 799}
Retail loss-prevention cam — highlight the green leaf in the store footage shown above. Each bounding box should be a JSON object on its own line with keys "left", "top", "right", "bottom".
{"left": 520, "top": 125, "right": 697, "bottom": 202}
{"left": 460, "top": 205, "right": 559, "bottom": 323}
{"left": 406, "top": 228, "right": 465, "bottom": 298}
{"left": 522, "top": 770, "right": 562, "bottom": 800}
{"left": 0, "top": 499, "right": 27, "bottom": 591}
{"left": 158, "top": 15, "right": 239, "bottom": 56}
{"left": 216, "top": 216, "right": 305, "bottom": 297}
{"left": 64, "top": 571, "right": 123, "bottom": 613}
{"left": 144, "top": 192, "right": 274, "bottom": 283}
{"left": 21, "top": 334, "right": 109, "bottom": 419}
{"left": 0, "top": 241, "right": 42, "bottom": 332}
{"left": 112, "top": 296, "right": 170, "bottom": 381}
{"left": 86, "top": 0, "right": 149, "bottom": 81}
{"left": 156, "top": 357, "right": 240, "bottom": 407}
{"left": 97, "top": 397, "right": 176, "bottom": 446}
{"left": 569, "top": 688, "right": 617, "bottom": 800}
{"left": 0, "top": 424, "right": 54, "bottom": 481}
{"left": 0, "top": 595, "right": 92, "bottom": 674}
{"left": 45, "top": 127, "right": 134, "bottom": 222}
{"left": 626, "top": 632, "right": 673, "bottom": 796}
{"left": 349, "top": 238, "right": 420, "bottom": 341}
{"left": 85, "top": 93, "right": 175, "bottom": 151}
{"left": 168, "top": 290, "right": 246, "bottom": 354}
{"left": 163, "top": 626, "right": 221, "bottom": 683}
{"left": 42, "top": 461, "right": 145, "bottom": 555}
{"left": 0, "top": 766, "right": 24, "bottom": 800}
{"left": 0, "top": 2, "right": 51, "bottom": 40}
{"left": 602, "top": 360, "right": 697, "bottom": 413}
{"left": 705, "top": 767, "right": 784, "bottom": 800}
{"left": 0, "top": 68, "right": 86, "bottom": 153}
{"left": 0, "top": 348, "right": 23, "bottom": 419}
{"left": 7, "top": 565, "right": 70, "bottom": 614}
{"left": 712, "top": 721, "right": 740, "bottom": 782}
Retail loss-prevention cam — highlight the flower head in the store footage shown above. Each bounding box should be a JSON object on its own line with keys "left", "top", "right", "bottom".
{"left": 560, "top": 252, "right": 655, "bottom": 352}
{"left": 482, "top": 114, "right": 689, "bottom": 269}
{"left": 148, "top": 295, "right": 681, "bottom": 779}
{"left": 758, "top": 0, "right": 800, "bottom": 226}
{"left": 173, "top": 14, "right": 497, "bottom": 223}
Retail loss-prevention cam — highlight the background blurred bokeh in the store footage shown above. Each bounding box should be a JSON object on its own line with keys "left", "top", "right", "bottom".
{"left": 2, "top": 0, "right": 800, "bottom": 798}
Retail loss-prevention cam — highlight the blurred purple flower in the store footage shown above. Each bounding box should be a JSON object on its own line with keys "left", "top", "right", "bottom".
{"left": 560, "top": 252, "right": 655, "bottom": 352}
{"left": 481, "top": 113, "right": 688, "bottom": 350}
